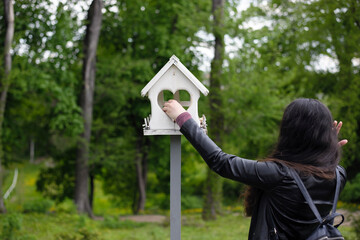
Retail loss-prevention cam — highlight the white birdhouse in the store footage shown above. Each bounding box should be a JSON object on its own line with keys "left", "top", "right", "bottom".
{"left": 141, "top": 55, "right": 209, "bottom": 135}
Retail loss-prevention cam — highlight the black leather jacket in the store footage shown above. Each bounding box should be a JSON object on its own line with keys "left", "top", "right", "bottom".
{"left": 180, "top": 118, "right": 347, "bottom": 240}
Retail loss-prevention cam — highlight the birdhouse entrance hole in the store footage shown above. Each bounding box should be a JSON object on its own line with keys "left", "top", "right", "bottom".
{"left": 157, "top": 90, "right": 191, "bottom": 110}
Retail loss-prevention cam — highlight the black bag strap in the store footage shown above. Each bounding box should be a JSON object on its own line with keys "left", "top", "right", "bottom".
{"left": 332, "top": 168, "right": 341, "bottom": 214}
{"left": 290, "top": 167, "right": 341, "bottom": 224}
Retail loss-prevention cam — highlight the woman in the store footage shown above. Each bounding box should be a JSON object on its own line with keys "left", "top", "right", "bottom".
{"left": 163, "top": 98, "right": 347, "bottom": 240}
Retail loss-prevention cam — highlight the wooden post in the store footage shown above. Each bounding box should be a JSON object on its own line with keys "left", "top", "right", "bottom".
{"left": 170, "top": 135, "right": 181, "bottom": 240}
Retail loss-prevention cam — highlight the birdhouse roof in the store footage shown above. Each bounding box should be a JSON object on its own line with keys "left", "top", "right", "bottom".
{"left": 141, "top": 55, "right": 209, "bottom": 97}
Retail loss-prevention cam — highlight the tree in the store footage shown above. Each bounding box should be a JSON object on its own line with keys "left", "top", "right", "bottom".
{"left": 319, "top": 0, "right": 360, "bottom": 180}
{"left": 12, "top": 0, "right": 85, "bottom": 204}
{"left": 75, "top": 0, "right": 103, "bottom": 217}
{"left": 0, "top": 0, "right": 14, "bottom": 214}
{"left": 202, "top": 0, "right": 226, "bottom": 221}
{"left": 240, "top": 0, "right": 360, "bottom": 177}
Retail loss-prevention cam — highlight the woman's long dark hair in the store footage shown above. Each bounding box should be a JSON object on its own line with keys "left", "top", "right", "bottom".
{"left": 244, "top": 98, "right": 341, "bottom": 216}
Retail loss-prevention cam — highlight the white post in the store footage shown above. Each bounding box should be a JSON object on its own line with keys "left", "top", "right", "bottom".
{"left": 170, "top": 135, "right": 181, "bottom": 240}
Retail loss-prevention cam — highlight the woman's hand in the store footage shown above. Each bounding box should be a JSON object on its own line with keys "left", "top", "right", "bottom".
{"left": 334, "top": 120, "right": 348, "bottom": 147}
{"left": 163, "top": 99, "right": 186, "bottom": 120}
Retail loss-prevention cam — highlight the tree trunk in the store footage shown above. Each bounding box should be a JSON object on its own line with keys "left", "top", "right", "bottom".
{"left": 202, "top": 0, "right": 225, "bottom": 221}
{"left": 30, "top": 137, "right": 35, "bottom": 164}
{"left": 0, "top": 0, "right": 14, "bottom": 214}
{"left": 75, "top": 0, "right": 103, "bottom": 217}
{"left": 89, "top": 173, "right": 94, "bottom": 209}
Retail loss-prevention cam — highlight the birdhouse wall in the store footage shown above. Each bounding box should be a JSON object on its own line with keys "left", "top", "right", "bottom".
{"left": 148, "top": 65, "right": 201, "bottom": 130}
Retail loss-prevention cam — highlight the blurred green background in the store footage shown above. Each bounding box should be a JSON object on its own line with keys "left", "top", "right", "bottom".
{"left": 0, "top": 0, "right": 360, "bottom": 239}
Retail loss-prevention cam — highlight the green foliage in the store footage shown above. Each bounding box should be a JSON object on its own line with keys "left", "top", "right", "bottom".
{"left": 53, "top": 199, "right": 77, "bottom": 214}
{"left": 17, "top": 235, "right": 37, "bottom": 240}
{"left": 222, "top": 179, "right": 244, "bottom": 205}
{"left": 102, "top": 216, "right": 123, "bottom": 229}
{"left": 3, "top": 0, "right": 83, "bottom": 167}
{"left": 77, "top": 228, "right": 100, "bottom": 240}
{"left": 6, "top": 0, "right": 213, "bottom": 212}
{"left": 75, "top": 215, "right": 87, "bottom": 229}
{"left": 223, "top": 57, "right": 287, "bottom": 159}
{"left": 352, "top": 215, "right": 360, "bottom": 240}
{"left": 102, "top": 216, "right": 146, "bottom": 229}
{"left": 229, "top": 0, "right": 360, "bottom": 186}
{"left": 93, "top": 0, "right": 212, "bottom": 212}
{"left": 0, "top": 162, "right": 356, "bottom": 240}
{"left": 1, "top": 213, "right": 22, "bottom": 240}
{"left": 1, "top": 0, "right": 360, "bottom": 223}
{"left": 23, "top": 198, "right": 53, "bottom": 213}
{"left": 181, "top": 195, "right": 203, "bottom": 210}
{"left": 36, "top": 154, "right": 76, "bottom": 202}
{"left": 0, "top": 211, "right": 254, "bottom": 240}
{"left": 56, "top": 228, "right": 100, "bottom": 240}
{"left": 56, "top": 233, "right": 78, "bottom": 240}
{"left": 341, "top": 173, "right": 360, "bottom": 203}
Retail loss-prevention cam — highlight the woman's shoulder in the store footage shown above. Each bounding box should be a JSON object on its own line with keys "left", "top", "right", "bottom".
{"left": 254, "top": 160, "right": 291, "bottom": 179}
{"left": 259, "top": 160, "right": 290, "bottom": 172}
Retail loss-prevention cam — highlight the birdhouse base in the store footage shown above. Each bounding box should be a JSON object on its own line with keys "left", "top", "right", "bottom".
{"left": 143, "top": 129, "right": 182, "bottom": 136}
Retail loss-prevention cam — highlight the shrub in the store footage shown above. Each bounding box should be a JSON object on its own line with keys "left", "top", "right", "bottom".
{"left": 353, "top": 215, "right": 360, "bottom": 240}
{"left": 54, "top": 199, "right": 77, "bottom": 214}
{"left": 102, "top": 216, "right": 146, "bottom": 229}
{"left": 23, "top": 199, "right": 53, "bottom": 213}
{"left": 102, "top": 216, "right": 122, "bottom": 229}
{"left": 340, "top": 173, "right": 360, "bottom": 203}
{"left": 78, "top": 228, "right": 100, "bottom": 240}
{"left": 76, "top": 215, "right": 87, "bottom": 229}
{"left": 1, "top": 213, "right": 22, "bottom": 240}
{"left": 55, "top": 228, "right": 100, "bottom": 240}
{"left": 55, "top": 233, "right": 78, "bottom": 240}
{"left": 181, "top": 195, "right": 202, "bottom": 210}
{"left": 17, "top": 235, "right": 37, "bottom": 240}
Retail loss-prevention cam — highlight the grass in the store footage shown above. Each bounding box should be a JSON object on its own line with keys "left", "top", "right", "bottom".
{"left": 0, "top": 162, "right": 358, "bottom": 240}
{"left": 0, "top": 212, "right": 251, "bottom": 240}
{"left": 3, "top": 162, "right": 44, "bottom": 212}
{"left": 0, "top": 211, "right": 357, "bottom": 240}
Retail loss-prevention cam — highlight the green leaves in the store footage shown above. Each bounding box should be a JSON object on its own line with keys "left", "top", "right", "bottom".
{"left": 2, "top": 0, "right": 359, "bottom": 210}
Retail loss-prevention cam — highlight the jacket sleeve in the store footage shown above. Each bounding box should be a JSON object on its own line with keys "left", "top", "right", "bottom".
{"left": 180, "top": 118, "right": 286, "bottom": 189}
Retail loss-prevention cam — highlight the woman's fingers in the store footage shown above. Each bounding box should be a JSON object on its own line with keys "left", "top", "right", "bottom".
{"left": 336, "top": 121, "right": 342, "bottom": 134}
{"left": 162, "top": 99, "right": 186, "bottom": 120}
{"left": 333, "top": 120, "right": 343, "bottom": 134}
{"left": 334, "top": 120, "right": 348, "bottom": 147}
{"left": 338, "top": 139, "right": 348, "bottom": 147}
